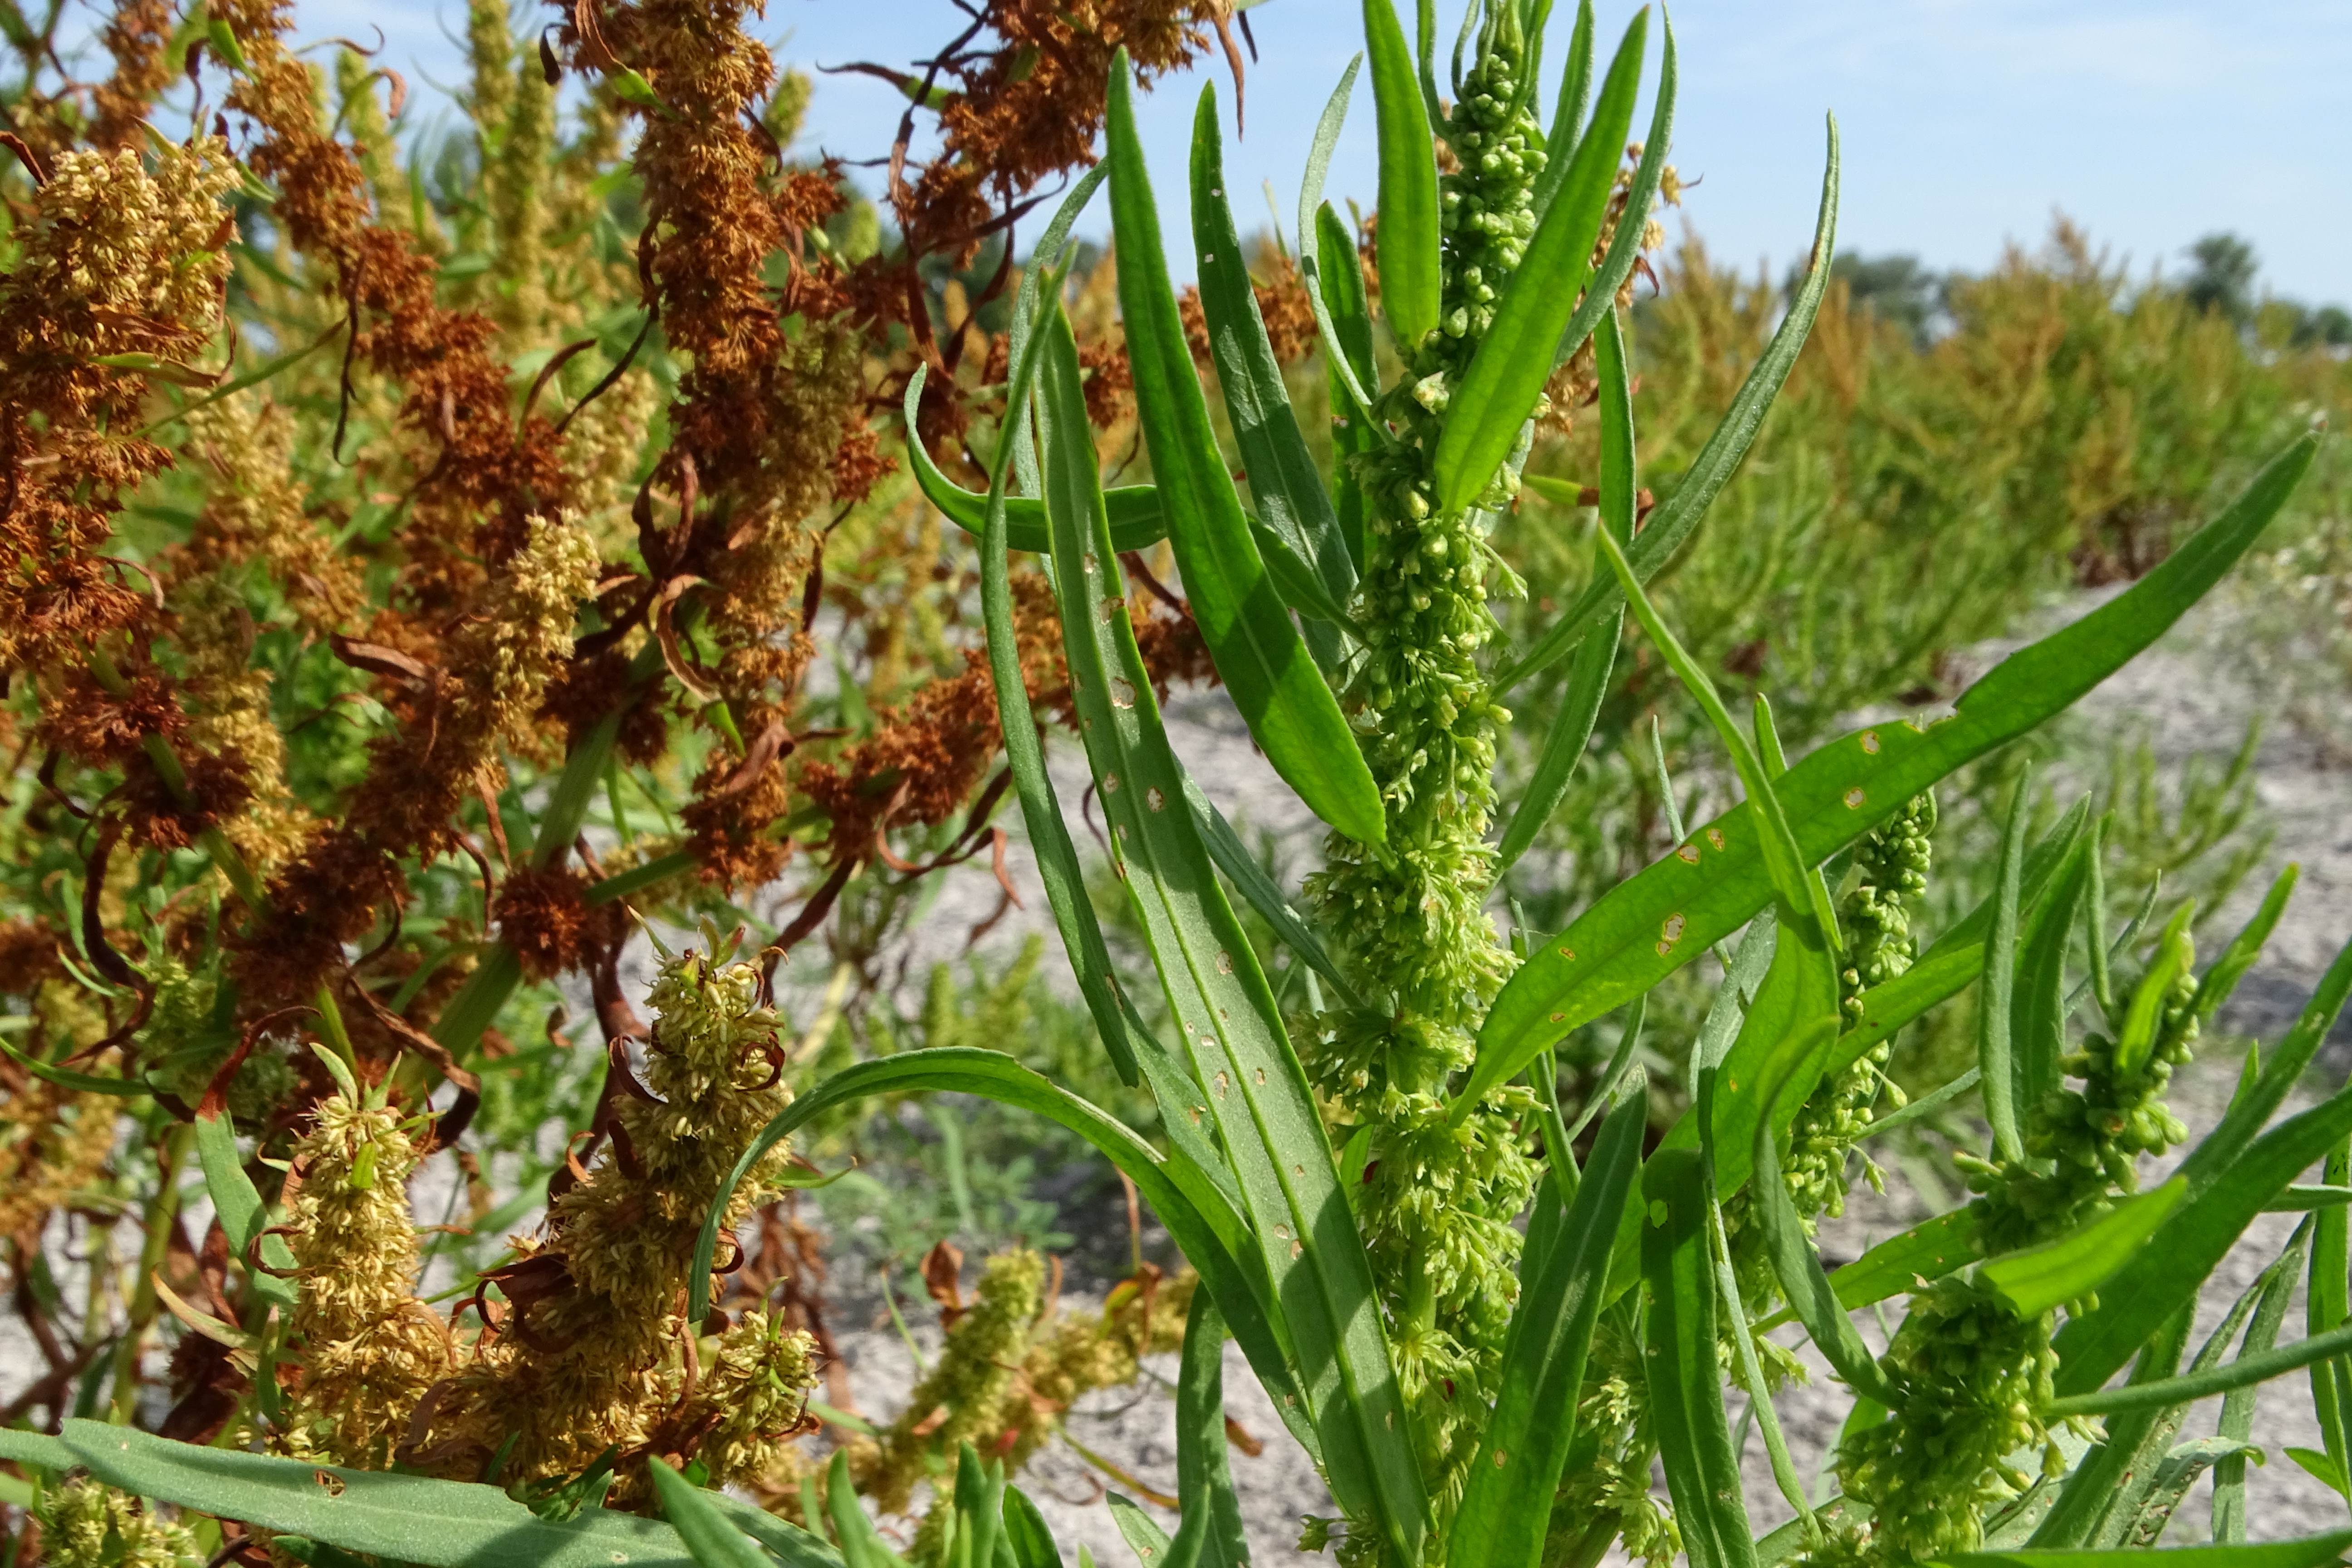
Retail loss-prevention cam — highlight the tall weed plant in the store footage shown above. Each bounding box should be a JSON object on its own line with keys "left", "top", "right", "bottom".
{"left": 0, "top": 0, "right": 2346, "bottom": 1567}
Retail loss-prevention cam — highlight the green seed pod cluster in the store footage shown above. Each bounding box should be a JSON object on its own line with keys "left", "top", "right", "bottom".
{"left": 1828, "top": 1275, "right": 2060, "bottom": 1563}
{"left": 1303, "top": 2, "right": 1546, "bottom": 1504}
{"left": 1783, "top": 790, "right": 1936, "bottom": 1225}
{"left": 1818, "top": 921, "right": 2199, "bottom": 1564}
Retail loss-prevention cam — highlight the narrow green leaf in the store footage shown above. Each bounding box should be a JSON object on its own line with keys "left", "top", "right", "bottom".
{"left": 1000, "top": 1488, "right": 1060, "bottom": 1568}
{"left": 1980, "top": 1178, "right": 2187, "bottom": 1318}
{"left": 950, "top": 1445, "right": 1005, "bottom": 1568}
{"left": 1165, "top": 1296, "right": 1248, "bottom": 1568}
{"left": 1184, "top": 774, "right": 1360, "bottom": 1008}
{"left": 2313, "top": 1140, "right": 2352, "bottom": 1499}
{"left": 2114, "top": 902, "right": 2196, "bottom": 1077}
{"left": 0, "top": 1034, "right": 154, "bottom": 1098}
{"left": 1107, "top": 1495, "right": 1172, "bottom": 1568}
{"left": 1827, "top": 1209, "right": 1981, "bottom": 1310}
{"left": 1191, "top": 83, "right": 1356, "bottom": 643}
{"left": 1297, "top": 59, "right": 1379, "bottom": 415}
{"left": 0, "top": 1430, "right": 70, "bottom": 1470}
{"left": 2049, "top": 1317, "right": 2352, "bottom": 1419}
{"left": 195, "top": 1108, "right": 299, "bottom": 1310}
{"left": 702, "top": 1492, "right": 846, "bottom": 1568}
{"left": 1452, "top": 1081, "right": 1646, "bottom": 1568}
{"left": 1544, "top": 12, "right": 1678, "bottom": 373}
{"left": 1472, "top": 431, "right": 2318, "bottom": 1109}
{"left": 1751, "top": 1035, "right": 1900, "bottom": 1404}
{"left": 1495, "top": 306, "right": 1629, "bottom": 868}
{"left": 1431, "top": 9, "right": 1646, "bottom": 514}
{"left": 647, "top": 1460, "right": 769, "bottom": 1568}
{"left": 1980, "top": 780, "right": 2033, "bottom": 1162}
{"left": 1033, "top": 298, "right": 1424, "bottom": 1555}
{"left": 825, "top": 1450, "right": 908, "bottom": 1568}
{"left": 1107, "top": 52, "right": 1387, "bottom": 847}
{"left": 2013, "top": 836, "right": 2094, "bottom": 1113}
{"left": 1640, "top": 1149, "right": 1758, "bottom": 1568}
{"left": 1317, "top": 201, "right": 1376, "bottom": 573}
{"left": 1533, "top": 0, "right": 1597, "bottom": 218}
{"left": 1362, "top": 0, "right": 1439, "bottom": 347}
{"left": 2194, "top": 864, "right": 2297, "bottom": 1028}
{"left": 1933, "top": 1530, "right": 2352, "bottom": 1568}
{"left": 1494, "top": 114, "right": 1840, "bottom": 695}
{"left": 2177, "top": 927, "right": 2352, "bottom": 1194}
{"left": 2032, "top": 1307, "right": 2195, "bottom": 1547}
{"left": 57, "top": 1421, "right": 695, "bottom": 1568}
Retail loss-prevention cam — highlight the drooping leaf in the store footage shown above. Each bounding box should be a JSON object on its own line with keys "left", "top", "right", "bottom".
{"left": 1494, "top": 114, "right": 1840, "bottom": 694}
{"left": 1471, "top": 431, "right": 2318, "bottom": 1110}
{"left": 902, "top": 377, "right": 1167, "bottom": 554}
{"left": 1452, "top": 1081, "right": 1646, "bottom": 1568}
{"left": 1430, "top": 9, "right": 1646, "bottom": 514}
{"left": 1106, "top": 51, "right": 1386, "bottom": 847}
{"left": 56, "top": 1421, "right": 696, "bottom": 1568}
{"left": 1362, "top": 0, "right": 1440, "bottom": 348}
{"left": 685, "top": 1049, "right": 1300, "bottom": 1442}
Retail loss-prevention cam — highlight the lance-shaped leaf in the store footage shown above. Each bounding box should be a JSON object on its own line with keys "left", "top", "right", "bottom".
{"left": 647, "top": 1461, "right": 769, "bottom": 1568}
{"left": 1298, "top": 59, "right": 1378, "bottom": 415}
{"left": 1641, "top": 1149, "right": 1758, "bottom": 1568}
{"left": 1431, "top": 9, "right": 1646, "bottom": 514}
{"left": 1979, "top": 781, "right": 2033, "bottom": 1162}
{"left": 2215, "top": 1220, "right": 2312, "bottom": 1542}
{"left": 2309, "top": 1140, "right": 2352, "bottom": 1499}
{"left": 1496, "top": 305, "right": 1630, "bottom": 869}
{"left": 1495, "top": 114, "right": 1840, "bottom": 695}
{"left": 2194, "top": 864, "right": 2297, "bottom": 1028}
{"left": 1452, "top": 1081, "right": 1646, "bottom": 1568}
{"left": 1190, "top": 83, "right": 1354, "bottom": 648}
{"left": 1469, "top": 431, "right": 2318, "bottom": 1110}
{"left": 1532, "top": 0, "right": 1597, "bottom": 218}
{"left": 1980, "top": 1178, "right": 2187, "bottom": 1318}
{"left": 55, "top": 1421, "right": 698, "bottom": 1568}
{"left": 1363, "top": 0, "right": 1438, "bottom": 348}
{"left": 1543, "top": 11, "right": 1678, "bottom": 376}
{"left": 2031, "top": 1308, "right": 2196, "bottom": 1547}
{"left": 1317, "top": 201, "right": 1377, "bottom": 571}
{"left": 1935, "top": 1532, "right": 2352, "bottom": 1568}
{"left": 1159, "top": 1296, "right": 1249, "bottom": 1568}
{"left": 1106, "top": 52, "right": 1386, "bottom": 847}
{"left": 2013, "top": 833, "right": 2095, "bottom": 1113}
{"left": 1033, "top": 300, "right": 1425, "bottom": 1555}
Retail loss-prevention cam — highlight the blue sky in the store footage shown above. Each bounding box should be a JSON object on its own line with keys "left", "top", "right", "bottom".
{"left": 278, "top": 0, "right": 2350, "bottom": 301}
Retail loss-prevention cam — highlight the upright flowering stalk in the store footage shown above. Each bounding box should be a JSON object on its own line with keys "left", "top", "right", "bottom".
{"left": 1305, "top": 3, "right": 1544, "bottom": 1499}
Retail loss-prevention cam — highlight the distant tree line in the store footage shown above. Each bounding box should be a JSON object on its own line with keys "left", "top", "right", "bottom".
{"left": 1803, "top": 231, "right": 2351, "bottom": 351}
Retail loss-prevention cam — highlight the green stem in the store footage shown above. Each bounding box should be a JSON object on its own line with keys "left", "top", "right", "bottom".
{"left": 108, "top": 1121, "right": 193, "bottom": 1422}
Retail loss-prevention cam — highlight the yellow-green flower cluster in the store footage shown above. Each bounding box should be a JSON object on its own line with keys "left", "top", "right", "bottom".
{"left": 283, "top": 1090, "right": 451, "bottom": 1467}
{"left": 33, "top": 1480, "right": 200, "bottom": 1568}
{"left": 428, "top": 934, "right": 812, "bottom": 1490}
